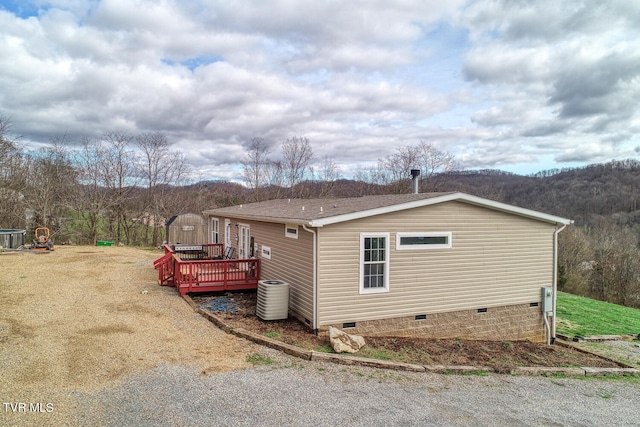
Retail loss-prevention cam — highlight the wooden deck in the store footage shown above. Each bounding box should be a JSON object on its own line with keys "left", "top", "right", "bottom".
{"left": 154, "top": 244, "right": 260, "bottom": 295}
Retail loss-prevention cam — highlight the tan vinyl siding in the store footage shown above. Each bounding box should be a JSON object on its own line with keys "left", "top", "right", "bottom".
{"left": 223, "top": 218, "right": 314, "bottom": 323}
{"left": 316, "top": 201, "right": 556, "bottom": 326}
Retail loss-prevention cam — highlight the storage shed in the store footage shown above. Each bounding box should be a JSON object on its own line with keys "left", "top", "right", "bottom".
{"left": 0, "top": 229, "right": 26, "bottom": 249}
{"left": 165, "top": 213, "right": 208, "bottom": 245}
{"left": 203, "top": 192, "right": 571, "bottom": 342}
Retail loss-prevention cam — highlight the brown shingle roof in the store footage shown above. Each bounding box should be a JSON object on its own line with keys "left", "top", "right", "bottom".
{"left": 204, "top": 192, "right": 572, "bottom": 227}
{"left": 205, "top": 192, "right": 451, "bottom": 223}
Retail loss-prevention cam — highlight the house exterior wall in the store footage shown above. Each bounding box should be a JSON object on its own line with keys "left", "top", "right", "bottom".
{"left": 318, "top": 303, "right": 545, "bottom": 342}
{"left": 216, "top": 217, "right": 315, "bottom": 325}
{"left": 316, "top": 200, "right": 556, "bottom": 340}
{"left": 166, "top": 213, "right": 208, "bottom": 245}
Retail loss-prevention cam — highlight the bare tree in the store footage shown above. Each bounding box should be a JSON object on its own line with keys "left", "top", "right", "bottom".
{"left": 310, "top": 155, "right": 339, "bottom": 197}
{"left": 136, "top": 131, "right": 188, "bottom": 246}
{"left": 378, "top": 141, "right": 457, "bottom": 193}
{"left": 241, "top": 137, "right": 271, "bottom": 202}
{"left": 0, "top": 113, "right": 16, "bottom": 162}
{"left": 557, "top": 225, "right": 594, "bottom": 296}
{"left": 353, "top": 165, "right": 387, "bottom": 196}
{"left": 558, "top": 221, "right": 640, "bottom": 309}
{"left": 414, "top": 141, "right": 458, "bottom": 192}
{"left": 101, "top": 132, "right": 137, "bottom": 244}
{"left": 281, "top": 136, "right": 313, "bottom": 198}
{"left": 0, "top": 114, "right": 27, "bottom": 228}
{"left": 588, "top": 221, "right": 640, "bottom": 307}
{"left": 74, "top": 137, "right": 113, "bottom": 244}
{"left": 264, "top": 159, "right": 285, "bottom": 200}
{"left": 379, "top": 145, "right": 417, "bottom": 193}
{"left": 70, "top": 133, "right": 139, "bottom": 245}
{"left": 23, "top": 136, "right": 78, "bottom": 234}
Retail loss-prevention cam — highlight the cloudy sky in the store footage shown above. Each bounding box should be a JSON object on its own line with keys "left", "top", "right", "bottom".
{"left": 1, "top": 0, "right": 639, "bottom": 181}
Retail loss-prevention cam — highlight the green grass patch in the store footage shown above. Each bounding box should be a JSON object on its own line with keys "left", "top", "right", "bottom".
{"left": 597, "top": 389, "right": 613, "bottom": 399}
{"left": 264, "top": 331, "right": 280, "bottom": 338}
{"left": 315, "top": 344, "right": 334, "bottom": 353}
{"left": 556, "top": 291, "right": 640, "bottom": 337}
{"left": 587, "top": 374, "right": 640, "bottom": 383}
{"left": 245, "top": 353, "right": 274, "bottom": 365}
{"left": 282, "top": 361, "right": 304, "bottom": 370}
{"left": 583, "top": 342, "right": 638, "bottom": 367}
{"left": 358, "top": 346, "right": 407, "bottom": 362}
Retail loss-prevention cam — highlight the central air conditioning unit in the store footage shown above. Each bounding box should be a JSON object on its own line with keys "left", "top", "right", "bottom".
{"left": 256, "top": 280, "right": 290, "bottom": 320}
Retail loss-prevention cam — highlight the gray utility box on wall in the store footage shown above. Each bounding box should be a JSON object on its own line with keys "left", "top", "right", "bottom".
{"left": 256, "top": 280, "right": 290, "bottom": 320}
{"left": 541, "top": 286, "right": 553, "bottom": 313}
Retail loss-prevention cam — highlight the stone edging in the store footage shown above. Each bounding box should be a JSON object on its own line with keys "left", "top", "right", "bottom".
{"left": 184, "top": 295, "right": 640, "bottom": 377}
{"left": 555, "top": 338, "right": 638, "bottom": 368}
{"left": 556, "top": 333, "right": 640, "bottom": 342}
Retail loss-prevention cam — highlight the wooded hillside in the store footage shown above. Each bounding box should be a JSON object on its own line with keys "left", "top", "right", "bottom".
{"left": 2, "top": 108, "right": 639, "bottom": 309}
{"left": 436, "top": 159, "right": 640, "bottom": 228}
{"left": 437, "top": 161, "right": 640, "bottom": 309}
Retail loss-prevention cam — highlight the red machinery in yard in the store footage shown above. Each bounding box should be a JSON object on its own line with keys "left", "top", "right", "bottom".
{"left": 31, "top": 227, "right": 55, "bottom": 251}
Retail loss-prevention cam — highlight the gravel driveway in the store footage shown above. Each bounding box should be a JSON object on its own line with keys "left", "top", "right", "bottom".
{"left": 74, "top": 358, "right": 640, "bottom": 427}
{"left": 2, "top": 246, "right": 639, "bottom": 426}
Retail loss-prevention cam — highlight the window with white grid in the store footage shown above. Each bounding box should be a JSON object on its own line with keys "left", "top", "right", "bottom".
{"left": 360, "top": 233, "right": 390, "bottom": 294}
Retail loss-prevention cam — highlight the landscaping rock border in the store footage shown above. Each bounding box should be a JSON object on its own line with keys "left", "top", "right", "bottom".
{"left": 557, "top": 333, "right": 640, "bottom": 342}
{"left": 184, "top": 295, "right": 640, "bottom": 377}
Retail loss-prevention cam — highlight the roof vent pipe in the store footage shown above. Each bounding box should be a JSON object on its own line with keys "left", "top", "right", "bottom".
{"left": 410, "top": 169, "right": 421, "bottom": 194}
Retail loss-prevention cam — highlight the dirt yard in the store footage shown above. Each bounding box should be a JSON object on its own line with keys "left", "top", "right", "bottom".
{"left": 192, "top": 292, "right": 623, "bottom": 373}
{"left": 0, "top": 246, "right": 259, "bottom": 425}
{"left": 1, "top": 245, "right": 635, "bottom": 426}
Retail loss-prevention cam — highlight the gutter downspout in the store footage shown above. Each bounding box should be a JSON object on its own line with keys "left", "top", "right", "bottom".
{"left": 552, "top": 222, "right": 569, "bottom": 343}
{"left": 302, "top": 224, "right": 318, "bottom": 333}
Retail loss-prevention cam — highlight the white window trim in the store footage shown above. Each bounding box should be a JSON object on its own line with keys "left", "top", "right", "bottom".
{"left": 396, "top": 231, "right": 452, "bottom": 250}
{"left": 211, "top": 217, "right": 220, "bottom": 244}
{"left": 224, "top": 219, "right": 231, "bottom": 248}
{"left": 359, "top": 232, "right": 390, "bottom": 294}
{"left": 238, "top": 223, "right": 250, "bottom": 259}
{"left": 285, "top": 224, "right": 299, "bottom": 239}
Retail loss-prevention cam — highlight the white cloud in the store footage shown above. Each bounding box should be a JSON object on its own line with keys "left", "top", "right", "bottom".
{"left": 0, "top": 0, "right": 639, "bottom": 181}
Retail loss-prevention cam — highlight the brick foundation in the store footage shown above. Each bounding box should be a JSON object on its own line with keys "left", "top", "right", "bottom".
{"left": 319, "top": 303, "right": 547, "bottom": 342}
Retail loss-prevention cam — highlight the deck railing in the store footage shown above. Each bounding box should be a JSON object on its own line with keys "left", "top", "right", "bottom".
{"left": 155, "top": 244, "right": 260, "bottom": 295}
{"left": 172, "top": 243, "right": 224, "bottom": 260}
{"left": 153, "top": 251, "right": 175, "bottom": 285}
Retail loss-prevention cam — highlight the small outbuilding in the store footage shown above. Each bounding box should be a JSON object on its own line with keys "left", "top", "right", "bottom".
{"left": 0, "top": 229, "right": 26, "bottom": 249}
{"left": 165, "top": 213, "right": 208, "bottom": 245}
{"left": 204, "top": 192, "right": 571, "bottom": 342}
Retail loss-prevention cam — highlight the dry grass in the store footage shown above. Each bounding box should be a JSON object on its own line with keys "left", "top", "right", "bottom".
{"left": 0, "top": 246, "right": 258, "bottom": 425}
